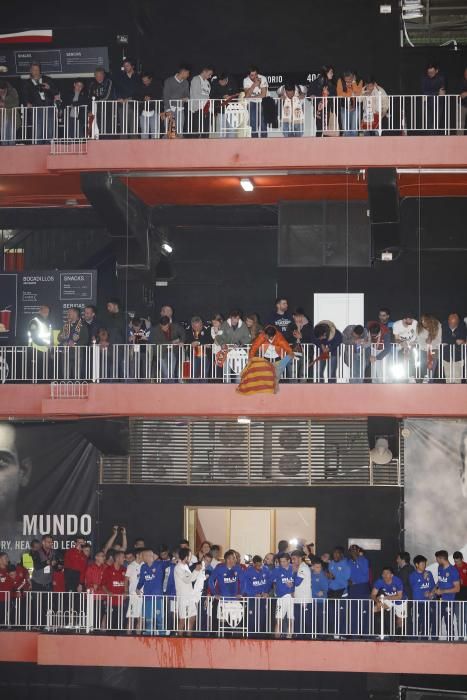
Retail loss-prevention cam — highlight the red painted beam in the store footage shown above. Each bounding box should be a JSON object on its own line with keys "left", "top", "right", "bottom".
{"left": 1, "top": 137, "right": 467, "bottom": 180}
{"left": 0, "top": 631, "right": 39, "bottom": 663}
{"left": 0, "top": 634, "right": 452, "bottom": 674}
{"left": 0, "top": 384, "right": 466, "bottom": 419}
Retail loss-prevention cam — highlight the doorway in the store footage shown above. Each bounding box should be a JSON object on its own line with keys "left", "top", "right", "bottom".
{"left": 185, "top": 506, "right": 316, "bottom": 560}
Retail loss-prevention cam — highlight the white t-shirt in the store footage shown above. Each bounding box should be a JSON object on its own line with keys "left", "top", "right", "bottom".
{"left": 243, "top": 74, "right": 268, "bottom": 100}
{"left": 393, "top": 319, "right": 418, "bottom": 344}
{"left": 294, "top": 562, "right": 312, "bottom": 601}
{"left": 125, "top": 560, "right": 142, "bottom": 594}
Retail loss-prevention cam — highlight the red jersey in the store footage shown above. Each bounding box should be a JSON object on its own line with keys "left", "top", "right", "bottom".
{"left": 52, "top": 569, "right": 66, "bottom": 593}
{"left": 85, "top": 563, "right": 105, "bottom": 593}
{"left": 11, "top": 565, "right": 31, "bottom": 598}
{"left": 102, "top": 565, "right": 126, "bottom": 605}
{"left": 64, "top": 546, "right": 88, "bottom": 584}
{"left": 0, "top": 567, "right": 14, "bottom": 601}
{"left": 456, "top": 562, "right": 467, "bottom": 588}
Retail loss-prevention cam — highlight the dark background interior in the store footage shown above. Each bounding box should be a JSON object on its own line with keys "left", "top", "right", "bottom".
{"left": 2, "top": 0, "right": 466, "bottom": 93}
{"left": 99, "top": 485, "right": 403, "bottom": 576}
{"left": 2, "top": 663, "right": 467, "bottom": 699}
{"left": 9, "top": 197, "right": 467, "bottom": 324}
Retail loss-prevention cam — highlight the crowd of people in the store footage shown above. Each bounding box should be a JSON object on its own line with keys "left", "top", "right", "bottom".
{"left": 25, "top": 297, "right": 467, "bottom": 383}
{"left": 1, "top": 60, "right": 466, "bottom": 142}
{"left": 1, "top": 531, "right": 467, "bottom": 639}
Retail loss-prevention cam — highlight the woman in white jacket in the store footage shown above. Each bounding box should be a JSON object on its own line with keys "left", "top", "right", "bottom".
{"left": 175, "top": 548, "right": 203, "bottom": 632}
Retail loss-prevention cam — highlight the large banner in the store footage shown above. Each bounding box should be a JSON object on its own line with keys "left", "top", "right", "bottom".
{"left": 0, "top": 422, "right": 98, "bottom": 563}
{"left": 0, "top": 269, "right": 97, "bottom": 344}
{"left": 404, "top": 419, "right": 467, "bottom": 563}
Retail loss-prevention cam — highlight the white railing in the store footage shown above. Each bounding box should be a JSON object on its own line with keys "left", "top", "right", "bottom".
{"left": 0, "top": 104, "right": 88, "bottom": 145}
{"left": 0, "top": 95, "right": 464, "bottom": 144}
{"left": 1, "top": 592, "right": 466, "bottom": 641}
{"left": 0, "top": 342, "right": 465, "bottom": 384}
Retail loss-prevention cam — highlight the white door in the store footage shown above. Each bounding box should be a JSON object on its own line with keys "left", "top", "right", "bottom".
{"left": 230, "top": 509, "right": 271, "bottom": 559}
{"left": 313, "top": 293, "right": 364, "bottom": 330}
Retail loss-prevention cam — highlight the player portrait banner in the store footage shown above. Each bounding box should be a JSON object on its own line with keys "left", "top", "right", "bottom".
{"left": 0, "top": 421, "right": 99, "bottom": 564}
{"left": 404, "top": 418, "right": 467, "bottom": 563}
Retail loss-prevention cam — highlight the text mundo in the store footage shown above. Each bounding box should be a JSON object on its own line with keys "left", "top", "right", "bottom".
{"left": 23, "top": 514, "right": 92, "bottom": 537}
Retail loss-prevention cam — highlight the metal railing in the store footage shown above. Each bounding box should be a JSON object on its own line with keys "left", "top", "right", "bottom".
{"left": 1, "top": 592, "right": 466, "bottom": 641}
{"left": 0, "top": 94, "right": 465, "bottom": 144}
{"left": 0, "top": 342, "right": 465, "bottom": 384}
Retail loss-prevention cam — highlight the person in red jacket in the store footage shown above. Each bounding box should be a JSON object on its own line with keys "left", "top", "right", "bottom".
{"left": 85, "top": 551, "right": 106, "bottom": 594}
{"left": 0, "top": 552, "right": 14, "bottom": 624}
{"left": 8, "top": 562, "right": 31, "bottom": 626}
{"left": 64, "top": 537, "right": 88, "bottom": 592}
{"left": 102, "top": 550, "right": 127, "bottom": 631}
{"left": 52, "top": 561, "right": 66, "bottom": 594}
{"left": 10, "top": 562, "right": 31, "bottom": 599}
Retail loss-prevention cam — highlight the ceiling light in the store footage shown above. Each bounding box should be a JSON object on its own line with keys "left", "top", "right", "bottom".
{"left": 240, "top": 178, "right": 254, "bottom": 192}
{"left": 161, "top": 242, "right": 173, "bottom": 254}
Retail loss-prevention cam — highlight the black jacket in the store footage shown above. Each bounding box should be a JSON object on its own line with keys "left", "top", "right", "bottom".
{"left": 397, "top": 563, "right": 415, "bottom": 599}
{"left": 88, "top": 76, "right": 114, "bottom": 102}
{"left": 23, "top": 75, "right": 58, "bottom": 107}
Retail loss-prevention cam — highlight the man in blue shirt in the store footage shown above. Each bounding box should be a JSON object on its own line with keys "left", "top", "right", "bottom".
{"left": 434, "top": 549, "right": 460, "bottom": 639}
{"left": 208, "top": 550, "right": 242, "bottom": 599}
{"left": 409, "top": 555, "right": 436, "bottom": 637}
{"left": 311, "top": 558, "right": 329, "bottom": 635}
{"left": 208, "top": 550, "right": 244, "bottom": 632}
{"left": 270, "top": 553, "right": 302, "bottom": 637}
{"left": 371, "top": 567, "right": 406, "bottom": 637}
{"left": 348, "top": 544, "right": 371, "bottom": 635}
{"left": 328, "top": 546, "right": 351, "bottom": 636}
{"left": 137, "top": 548, "right": 170, "bottom": 635}
{"left": 241, "top": 555, "right": 271, "bottom": 635}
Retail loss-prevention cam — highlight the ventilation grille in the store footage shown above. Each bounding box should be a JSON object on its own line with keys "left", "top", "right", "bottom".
{"left": 100, "top": 418, "right": 402, "bottom": 486}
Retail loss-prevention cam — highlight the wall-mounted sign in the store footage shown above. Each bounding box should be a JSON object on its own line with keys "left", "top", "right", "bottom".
{"left": 0, "top": 46, "right": 109, "bottom": 77}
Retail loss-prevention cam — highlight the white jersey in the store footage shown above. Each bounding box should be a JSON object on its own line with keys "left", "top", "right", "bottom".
{"left": 393, "top": 319, "right": 418, "bottom": 345}
{"left": 294, "top": 562, "right": 312, "bottom": 601}
{"left": 125, "top": 560, "right": 142, "bottom": 594}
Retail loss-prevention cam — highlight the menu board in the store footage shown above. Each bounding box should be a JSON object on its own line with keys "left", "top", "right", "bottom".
{"left": 0, "top": 270, "right": 97, "bottom": 342}
{"left": 0, "top": 46, "right": 109, "bottom": 77}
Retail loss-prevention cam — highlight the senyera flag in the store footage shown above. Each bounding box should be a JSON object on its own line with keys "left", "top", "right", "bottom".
{"left": 0, "top": 30, "right": 53, "bottom": 44}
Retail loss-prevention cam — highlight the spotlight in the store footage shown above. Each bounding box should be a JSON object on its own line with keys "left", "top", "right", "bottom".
{"left": 240, "top": 178, "right": 254, "bottom": 192}
{"left": 237, "top": 416, "right": 251, "bottom": 425}
{"left": 161, "top": 242, "right": 173, "bottom": 255}
{"left": 289, "top": 538, "right": 298, "bottom": 548}
{"left": 391, "top": 364, "right": 405, "bottom": 380}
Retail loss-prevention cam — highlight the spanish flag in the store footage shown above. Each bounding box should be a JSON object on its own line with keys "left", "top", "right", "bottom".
{"left": 237, "top": 357, "right": 277, "bottom": 396}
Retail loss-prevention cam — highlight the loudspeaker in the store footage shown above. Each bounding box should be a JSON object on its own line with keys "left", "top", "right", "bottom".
{"left": 368, "top": 168, "right": 400, "bottom": 255}
{"left": 367, "top": 417, "right": 399, "bottom": 459}
{"left": 78, "top": 418, "right": 130, "bottom": 455}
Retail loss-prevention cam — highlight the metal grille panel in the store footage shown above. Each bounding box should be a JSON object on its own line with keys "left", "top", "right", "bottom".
{"left": 99, "top": 418, "right": 403, "bottom": 486}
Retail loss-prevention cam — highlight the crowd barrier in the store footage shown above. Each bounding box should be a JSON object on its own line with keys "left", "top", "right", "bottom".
{"left": 0, "top": 94, "right": 465, "bottom": 144}
{"left": 0, "top": 342, "right": 465, "bottom": 384}
{"left": 0, "top": 592, "right": 466, "bottom": 641}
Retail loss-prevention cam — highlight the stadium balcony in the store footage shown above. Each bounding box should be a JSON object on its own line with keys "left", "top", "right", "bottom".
{"left": 0, "top": 342, "right": 465, "bottom": 419}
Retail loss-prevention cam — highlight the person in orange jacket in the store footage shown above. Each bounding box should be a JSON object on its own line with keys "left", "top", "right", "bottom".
{"left": 249, "top": 325, "right": 294, "bottom": 379}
